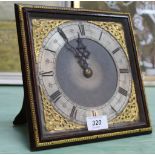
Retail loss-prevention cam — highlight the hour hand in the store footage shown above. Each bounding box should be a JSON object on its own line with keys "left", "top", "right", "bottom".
{"left": 76, "top": 34, "right": 93, "bottom": 78}
{"left": 57, "top": 27, "right": 77, "bottom": 55}
{"left": 57, "top": 27, "right": 68, "bottom": 42}
{"left": 76, "top": 33, "right": 90, "bottom": 59}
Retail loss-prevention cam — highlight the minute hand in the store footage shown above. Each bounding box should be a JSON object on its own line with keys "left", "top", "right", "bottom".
{"left": 57, "top": 27, "right": 93, "bottom": 78}
{"left": 57, "top": 27, "right": 79, "bottom": 56}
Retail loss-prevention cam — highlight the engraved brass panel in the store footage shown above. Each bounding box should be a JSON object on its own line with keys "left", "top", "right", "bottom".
{"left": 32, "top": 19, "right": 139, "bottom": 131}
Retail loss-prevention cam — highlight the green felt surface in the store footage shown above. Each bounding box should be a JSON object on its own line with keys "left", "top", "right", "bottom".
{"left": 0, "top": 86, "right": 154, "bottom": 153}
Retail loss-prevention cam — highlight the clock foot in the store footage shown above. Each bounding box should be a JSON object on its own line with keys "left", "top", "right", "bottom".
{"left": 13, "top": 96, "right": 27, "bottom": 125}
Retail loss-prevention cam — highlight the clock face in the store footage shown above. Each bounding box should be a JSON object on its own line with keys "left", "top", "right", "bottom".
{"left": 38, "top": 21, "right": 132, "bottom": 124}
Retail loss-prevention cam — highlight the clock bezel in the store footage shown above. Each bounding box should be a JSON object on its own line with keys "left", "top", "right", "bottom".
{"left": 15, "top": 4, "right": 152, "bottom": 150}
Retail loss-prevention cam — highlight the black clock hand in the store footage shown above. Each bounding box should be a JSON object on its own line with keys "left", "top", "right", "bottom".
{"left": 57, "top": 27, "right": 78, "bottom": 56}
{"left": 76, "top": 34, "right": 93, "bottom": 78}
{"left": 76, "top": 33, "right": 90, "bottom": 59}
{"left": 76, "top": 34, "right": 90, "bottom": 69}
{"left": 57, "top": 27, "right": 93, "bottom": 78}
{"left": 57, "top": 27, "right": 68, "bottom": 42}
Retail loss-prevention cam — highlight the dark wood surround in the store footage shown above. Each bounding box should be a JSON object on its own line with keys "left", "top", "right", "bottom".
{"left": 14, "top": 4, "right": 152, "bottom": 150}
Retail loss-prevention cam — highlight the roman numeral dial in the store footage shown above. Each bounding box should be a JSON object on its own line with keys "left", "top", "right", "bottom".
{"left": 57, "top": 27, "right": 68, "bottom": 42}
{"left": 50, "top": 90, "right": 61, "bottom": 103}
{"left": 99, "top": 31, "right": 103, "bottom": 40}
{"left": 70, "top": 106, "right": 77, "bottom": 119}
{"left": 92, "top": 111, "right": 97, "bottom": 116}
{"left": 45, "top": 49, "right": 56, "bottom": 53}
{"left": 78, "top": 24, "right": 85, "bottom": 36}
{"left": 118, "top": 87, "right": 128, "bottom": 96}
{"left": 38, "top": 21, "right": 132, "bottom": 124}
{"left": 41, "top": 71, "right": 54, "bottom": 76}
{"left": 120, "top": 69, "right": 129, "bottom": 73}
{"left": 112, "top": 47, "right": 120, "bottom": 54}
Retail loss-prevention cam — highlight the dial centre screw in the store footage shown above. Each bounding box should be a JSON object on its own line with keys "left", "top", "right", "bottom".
{"left": 83, "top": 67, "right": 93, "bottom": 78}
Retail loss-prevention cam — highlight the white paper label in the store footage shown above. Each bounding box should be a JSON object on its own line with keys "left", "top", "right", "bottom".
{"left": 86, "top": 115, "right": 108, "bottom": 131}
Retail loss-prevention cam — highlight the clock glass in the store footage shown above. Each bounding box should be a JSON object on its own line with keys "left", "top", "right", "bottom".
{"left": 38, "top": 21, "right": 132, "bottom": 125}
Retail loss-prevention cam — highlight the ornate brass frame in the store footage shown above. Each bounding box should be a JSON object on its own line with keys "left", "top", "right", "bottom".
{"left": 32, "top": 19, "right": 139, "bottom": 131}
{"left": 14, "top": 4, "right": 152, "bottom": 150}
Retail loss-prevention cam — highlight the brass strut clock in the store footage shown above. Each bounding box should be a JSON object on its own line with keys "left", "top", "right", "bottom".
{"left": 14, "top": 4, "right": 152, "bottom": 150}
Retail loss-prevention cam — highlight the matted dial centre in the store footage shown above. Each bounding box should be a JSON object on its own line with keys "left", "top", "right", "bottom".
{"left": 56, "top": 38, "right": 118, "bottom": 108}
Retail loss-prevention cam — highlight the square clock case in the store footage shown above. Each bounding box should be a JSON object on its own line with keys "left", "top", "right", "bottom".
{"left": 13, "top": 4, "right": 152, "bottom": 150}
